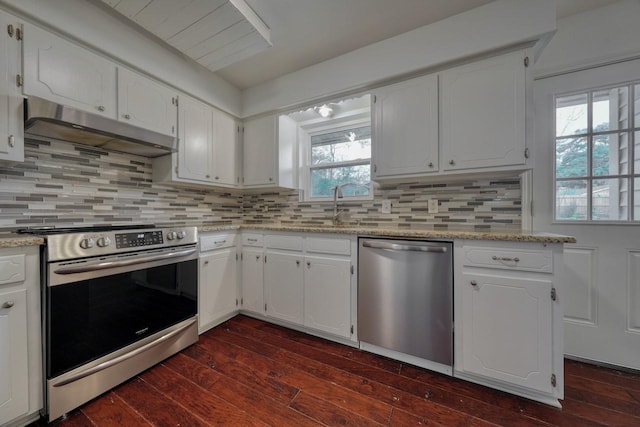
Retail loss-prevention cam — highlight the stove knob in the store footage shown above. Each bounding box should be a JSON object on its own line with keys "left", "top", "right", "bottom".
{"left": 167, "top": 231, "right": 177, "bottom": 240}
{"left": 176, "top": 231, "right": 186, "bottom": 239}
{"left": 97, "top": 237, "right": 111, "bottom": 247}
{"left": 79, "top": 238, "right": 94, "bottom": 249}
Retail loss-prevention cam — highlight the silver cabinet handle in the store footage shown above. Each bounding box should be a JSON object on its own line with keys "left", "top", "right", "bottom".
{"left": 470, "top": 280, "right": 477, "bottom": 287}
{"left": 296, "top": 260, "right": 300, "bottom": 266}
{"left": 256, "top": 255, "right": 260, "bottom": 260}
{"left": 2, "top": 301, "right": 15, "bottom": 308}
{"left": 449, "top": 160, "right": 455, "bottom": 166}
{"left": 362, "top": 240, "right": 448, "bottom": 253}
{"left": 204, "top": 260, "right": 209, "bottom": 265}
{"left": 8, "top": 135, "right": 14, "bottom": 147}
{"left": 97, "top": 105, "right": 105, "bottom": 112}
{"left": 247, "top": 238, "right": 258, "bottom": 242}
{"left": 123, "top": 113, "right": 131, "bottom": 119}
{"left": 492, "top": 256, "right": 520, "bottom": 262}
{"left": 214, "top": 240, "right": 226, "bottom": 245}
{"left": 428, "top": 162, "right": 434, "bottom": 168}
{"left": 306, "top": 261, "right": 311, "bottom": 267}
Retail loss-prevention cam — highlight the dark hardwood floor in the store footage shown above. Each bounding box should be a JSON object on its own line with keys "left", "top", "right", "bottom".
{"left": 37, "top": 315, "right": 640, "bottom": 426}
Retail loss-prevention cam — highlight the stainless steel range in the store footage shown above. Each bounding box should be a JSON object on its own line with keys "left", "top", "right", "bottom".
{"left": 18, "top": 225, "right": 199, "bottom": 422}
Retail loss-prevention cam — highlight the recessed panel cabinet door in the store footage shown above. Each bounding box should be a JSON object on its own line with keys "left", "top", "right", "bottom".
{"left": 441, "top": 50, "right": 526, "bottom": 171}
{"left": 0, "top": 12, "right": 23, "bottom": 164}
{"left": 372, "top": 73, "right": 439, "bottom": 177}
{"left": 304, "top": 256, "right": 351, "bottom": 338}
{"left": 117, "top": 67, "right": 177, "bottom": 136}
{"left": 199, "top": 249, "right": 237, "bottom": 333}
{"left": 22, "top": 23, "right": 116, "bottom": 118}
{"left": 212, "top": 108, "right": 239, "bottom": 186}
{"left": 0, "top": 289, "right": 28, "bottom": 425}
{"left": 241, "top": 248, "right": 264, "bottom": 315}
{"left": 461, "top": 272, "right": 553, "bottom": 394}
{"left": 242, "top": 115, "right": 276, "bottom": 186}
{"left": 264, "top": 252, "right": 303, "bottom": 324}
{"left": 177, "top": 95, "right": 213, "bottom": 182}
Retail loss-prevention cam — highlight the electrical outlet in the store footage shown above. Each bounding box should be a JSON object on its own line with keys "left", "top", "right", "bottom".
{"left": 381, "top": 200, "right": 392, "bottom": 214}
{"left": 428, "top": 199, "right": 439, "bottom": 214}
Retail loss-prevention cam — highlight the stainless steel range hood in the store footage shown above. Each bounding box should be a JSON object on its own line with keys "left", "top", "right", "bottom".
{"left": 24, "top": 97, "right": 176, "bottom": 158}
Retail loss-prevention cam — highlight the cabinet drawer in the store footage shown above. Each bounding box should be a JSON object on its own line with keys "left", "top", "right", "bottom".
{"left": 462, "top": 246, "right": 552, "bottom": 273}
{"left": 305, "top": 237, "right": 351, "bottom": 256}
{"left": 242, "top": 233, "right": 263, "bottom": 247}
{"left": 200, "top": 233, "right": 236, "bottom": 252}
{"left": 264, "top": 234, "right": 303, "bottom": 251}
{"left": 0, "top": 254, "right": 25, "bottom": 285}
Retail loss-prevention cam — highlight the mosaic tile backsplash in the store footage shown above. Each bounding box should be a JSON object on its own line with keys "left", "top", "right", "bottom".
{"left": 0, "top": 138, "right": 242, "bottom": 228}
{"left": 0, "top": 138, "right": 521, "bottom": 231}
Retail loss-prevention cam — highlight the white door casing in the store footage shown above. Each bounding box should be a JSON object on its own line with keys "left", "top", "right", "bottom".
{"left": 532, "top": 58, "right": 640, "bottom": 370}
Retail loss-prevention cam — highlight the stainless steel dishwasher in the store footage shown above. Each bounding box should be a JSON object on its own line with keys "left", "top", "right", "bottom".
{"left": 358, "top": 238, "right": 453, "bottom": 375}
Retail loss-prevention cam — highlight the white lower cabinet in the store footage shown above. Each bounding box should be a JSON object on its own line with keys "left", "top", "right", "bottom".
{"left": 240, "top": 247, "right": 264, "bottom": 315}
{"left": 240, "top": 231, "right": 356, "bottom": 342}
{"left": 264, "top": 251, "right": 304, "bottom": 324}
{"left": 304, "top": 256, "right": 351, "bottom": 338}
{"left": 198, "top": 233, "right": 238, "bottom": 333}
{"left": 0, "top": 246, "right": 41, "bottom": 427}
{"left": 455, "top": 240, "right": 563, "bottom": 407}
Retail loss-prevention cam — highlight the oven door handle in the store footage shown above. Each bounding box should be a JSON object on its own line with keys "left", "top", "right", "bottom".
{"left": 53, "top": 318, "right": 197, "bottom": 387}
{"left": 53, "top": 247, "right": 197, "bottom": 274}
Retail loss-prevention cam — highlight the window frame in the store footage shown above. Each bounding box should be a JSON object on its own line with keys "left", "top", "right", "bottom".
{"left": 552, "top": 81, "right": 640, "bottom": 224}
{"left": 300, "top": 115, "right": 373, "bottom": 202}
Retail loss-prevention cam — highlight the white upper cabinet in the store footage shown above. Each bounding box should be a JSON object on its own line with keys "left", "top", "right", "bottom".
{"left": 0, "top": 11, "right": 23, "bottom": 165}
{"left": 177, "top": 95, "right": 213, "bottom": 182}
{"left": 440, "top": 50, "right": 527, "bottom": 171}
{"left": 117, "top": 67, "right": 177, "bottom": 136}
{"left": 22, "top": 23, "right": 117, "bottom": 118}
{"left": 212, "top": 108, "right": 240, "bottom": 186}
{"left": 242, "top": 114, "right": 277, "bottom": 187}
{"left": 241, "top": 114, "right": 297, "bottom": 189}
{"left": 372, "top": 73, "right": 439, "bottom": 178}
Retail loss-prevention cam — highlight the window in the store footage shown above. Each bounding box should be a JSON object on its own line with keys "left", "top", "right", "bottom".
{"left": 284, "top": 94, "right": 372, "bottom": 201}
{"left": 308, "top": 124, "right": 371, "bottom": 199}
{"left": 554, "top": 83, "right": 640, "bottom": 222}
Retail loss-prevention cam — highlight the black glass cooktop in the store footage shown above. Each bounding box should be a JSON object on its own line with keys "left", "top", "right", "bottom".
{"left": 16, "top": 224, "right": 155, "bottom": 235}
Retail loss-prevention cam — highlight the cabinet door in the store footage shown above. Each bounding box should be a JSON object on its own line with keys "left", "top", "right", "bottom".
{"left": 0, "top": 289, "right": 28, "bottom": 424}
{"left": 461, "top": 272, "right": 553, "bottom": 394}
{"left": 441, "top": 50, "right": 526, "bottom": 171}
{"left": 212, "top": 108, "right": 240, "bottom": 186}
{"left": 22, "top": 23, "right": 116, "bottom": 118}
{"left": 304, "top": 256, "right": 351, "bottom": 338}
{"left": 243, "top": 115, "right": 276, "bottom": 186}
{"left": 372, "top": 74, "right": 439, "bottom": 177}
{"left": 177, "top": 95, "right": 213, "bottom": 182}
{"left": 199, "top": 249, "right": 238, "bottom": 333}
{"left": 0, "top": 12, "right": 23, "bottom": 164}
{"left": 241, "top": 248, "right": 264, "bottom": 314}
{"left": 264, "top": 251, "right": 303, "bottom": 324}
{"left": 117, "top": 67, "right": 177, "bottom": 136}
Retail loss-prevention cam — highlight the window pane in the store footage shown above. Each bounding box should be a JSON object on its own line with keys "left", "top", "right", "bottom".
{"left": 310, "top": 165, "right": 370, "bottom": 198}
{"left": 556, "top": 180, "right": 588, "bottom": 220}
{"left": 635, "top": 177, "right": 640, "bottom": 221}
{"left": 592, "top": 178, "right": 629, "bottom": 221}
{"left": 556, "top": 137, "right": 587, "bottom": 178}
{"left": 635, "top": 131, "right": 640, "bottom": 172}
{"left": 592, "top": 87, "right": 629, "bottom": 131}
{"left": 593, "top": 133, "right": 628, "bottom": 176}
{"left": 311, "top": 126, "right": 371, "bottom": 165}
{"left": 556, "top": 94, "right": 588, "bottom": 137}
{"left": 635, "top": 85, "right": 640, "bottom": 128}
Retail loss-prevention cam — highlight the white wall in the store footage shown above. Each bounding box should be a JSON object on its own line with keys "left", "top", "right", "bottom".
{"left": 241, "top": 0, "right": 557, "bottom": 117}
{"left": 535, "top": 0, "right": 640, "bottom": 78}
{"left": 0, "top": 0, "right": 241, "bottom": 116}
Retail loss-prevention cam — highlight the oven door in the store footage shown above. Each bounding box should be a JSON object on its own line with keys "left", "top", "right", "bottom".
{"left": 45, "top": 245, "right": 198, "bottom": 379}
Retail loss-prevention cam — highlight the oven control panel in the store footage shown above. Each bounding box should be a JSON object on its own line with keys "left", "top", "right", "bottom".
{"left": 115, "top": 230, "right": 164, "bottom": 248}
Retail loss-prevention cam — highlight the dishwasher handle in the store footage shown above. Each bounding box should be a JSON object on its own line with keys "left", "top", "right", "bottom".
{"left": 362, "top": 240, "right": 448, "bottom": 253}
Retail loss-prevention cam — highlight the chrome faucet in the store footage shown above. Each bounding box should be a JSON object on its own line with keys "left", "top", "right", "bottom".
{"left": 332, "top": 185, "right": 344, "bottom": 225}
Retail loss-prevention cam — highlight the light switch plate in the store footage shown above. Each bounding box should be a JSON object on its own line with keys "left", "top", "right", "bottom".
{"left": 381, "top": 200, "right": 392, "bottom": 214}
{"left": 428, "top": 199, "right": 438, "bottom": 214}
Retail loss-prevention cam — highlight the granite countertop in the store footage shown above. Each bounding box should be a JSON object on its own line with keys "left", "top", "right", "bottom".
{"left": 200, "top": 224, "right": 576, "bottom": 244}
{"left": 0, "top": 233, "right": 45, "bottom": 248}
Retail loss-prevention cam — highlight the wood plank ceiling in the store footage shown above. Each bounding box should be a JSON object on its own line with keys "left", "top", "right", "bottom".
{"left": 100, "top": 0, "right": 271, "bottom": 72}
